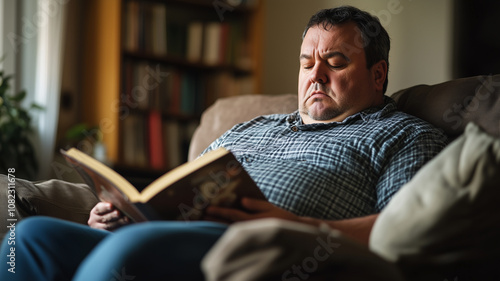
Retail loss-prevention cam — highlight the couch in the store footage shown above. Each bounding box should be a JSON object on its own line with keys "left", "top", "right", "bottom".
{"left": 197, "top": 74, "right": 500, "bottom": 281}
{"left": 1, "top": 75, "right": 499, "bottom": 280}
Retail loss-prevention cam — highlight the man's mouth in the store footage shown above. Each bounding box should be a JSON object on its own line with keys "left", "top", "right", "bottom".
{"left": 308, "top": 90, "right": 328, "bottom": 102}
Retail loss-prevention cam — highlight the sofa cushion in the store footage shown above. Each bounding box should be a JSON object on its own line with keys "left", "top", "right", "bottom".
{"left": 391, "top": 74, "right": 500, "bottom": 140}
{"left": 369, "top": 122, "right": 500, "bottom": 279}
{"left": 188, "top": 94, "right": 297, "bottom": 161}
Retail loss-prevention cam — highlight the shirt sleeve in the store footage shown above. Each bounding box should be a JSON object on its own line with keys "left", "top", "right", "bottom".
{"left": 374, "top": 128, "right": 448, "bottom": 212}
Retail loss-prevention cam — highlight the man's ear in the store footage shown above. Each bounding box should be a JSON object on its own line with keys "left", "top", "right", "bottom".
{"left": 371, "top": 60, "right": 388, "bottom": 93}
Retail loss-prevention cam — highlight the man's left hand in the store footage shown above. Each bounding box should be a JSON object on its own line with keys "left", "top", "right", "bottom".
{"left": 205, "top": 197, "right": 300, "bottom": 223}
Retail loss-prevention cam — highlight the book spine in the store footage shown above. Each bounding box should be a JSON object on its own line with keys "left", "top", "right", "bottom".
{"left": 148, "top": 110, "right": 166, "bottom": 170}
{"left": 186, "top": 21, "right": 204, "bottom": 63}
{"left": 203, "top": 22, "right": 221, "bottom": 66}
{"left": 164, "top": 120, "right": 182, "bottom": 169}
{"left": 151, "top": 4, "right": 167, "bottom": 56}
{"left": 122, "top": 114, "right": 148, "bottom": 168}
{"left": 124, "top": 1, "right": 139, "bottom": 52}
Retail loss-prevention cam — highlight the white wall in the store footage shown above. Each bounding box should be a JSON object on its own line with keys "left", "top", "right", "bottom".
{"left": 0, "top": 0, "right": 21, "bottom": 92}
{"left": 262, "top": 0, "right": 453, "bottom": 96}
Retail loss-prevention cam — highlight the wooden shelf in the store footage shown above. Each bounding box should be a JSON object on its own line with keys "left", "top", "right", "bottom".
{"left": 81, "top": 0, "right": 263, "bottom": 175}
{"left": 123, "top": 51, "right": 252, "bottom": 75}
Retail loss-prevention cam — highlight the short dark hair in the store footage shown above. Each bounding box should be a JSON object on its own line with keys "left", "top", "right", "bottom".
{"left": 303, "top": 6, "right": 391, "bottom": 93}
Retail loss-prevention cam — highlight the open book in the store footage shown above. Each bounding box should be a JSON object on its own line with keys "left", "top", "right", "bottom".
{"left": 61, "top": 147, "right": 266, "bottom": 222}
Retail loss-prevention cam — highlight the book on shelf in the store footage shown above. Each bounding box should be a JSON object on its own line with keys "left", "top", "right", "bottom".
{"left": 61, "top": 147, "right": 266, "bottom": 222}
{"left": 124, "top": 1, "right": 139, "bottom": 52}
{"left": 121, "top": 114, "right": 197, "bottom": 171}
{"left": 122, "top": 114, "right": 148, "bottom": 168}
{"left": 123, "top": 61, "right": 254, "bottom": 115}
{"left": 123, "top": 0, "right": 253, "bottom": 70}
{"left": 151, "top": 3, "right": 167, "bottom": 56}
{"left": 128, "top": 61, "right": 151, "bottom": 110}
{"left": 163, "top": 120, "right": 182, "bottom": 169}
{"left": 180, "top": 72, "right": 197, "bottom": 114}
{"left": 203, "top": 21, "right": 222, "bottom": 66}
{"left": 167, "top": 21, "right": 187, "bottom": 58}
{"left": 168, "top": 70, "right": 182, "bottom": 115}
{"left": 186, "top": 21, "right": 203, "bottom": 63}
{"left": 148, "top": 110, "right": 166, "bottom": 170}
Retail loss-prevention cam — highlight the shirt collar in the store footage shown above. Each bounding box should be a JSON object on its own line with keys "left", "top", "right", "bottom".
{"left": 287, "top": 96, "right": 397, "bottom": 129}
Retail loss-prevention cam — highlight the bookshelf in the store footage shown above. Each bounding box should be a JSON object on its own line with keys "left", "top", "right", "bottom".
{"left": 81, "top": 0, "right": 263, "bottom": 186}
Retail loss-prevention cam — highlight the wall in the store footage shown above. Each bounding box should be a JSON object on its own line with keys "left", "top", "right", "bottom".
{"left": 0, "top": 0, "right": 17, "bottom": 85}
{"left": 57, "top": 0, "right": 83, "bottom": 145}
{"left": 261, "top": 0, "right": 453, "bottom": 96}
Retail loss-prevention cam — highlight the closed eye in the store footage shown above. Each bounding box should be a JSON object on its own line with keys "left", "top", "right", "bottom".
{"left": 330, "top": 64, "right": 346, "bottom": 69}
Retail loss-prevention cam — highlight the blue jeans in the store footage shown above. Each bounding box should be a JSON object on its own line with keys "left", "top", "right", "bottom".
{"left": 0, "top": 217, "right": 227, "bottom": 280}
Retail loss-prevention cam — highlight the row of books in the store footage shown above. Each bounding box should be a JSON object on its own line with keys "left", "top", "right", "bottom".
{"left": 121, "top": 113, "right": 199, "bottom": 171}
{"left": 122, "top": 60, "right": 255, "bottom": 115}
{"left": 123, "top": 1, "right": 252, "bottom": 69}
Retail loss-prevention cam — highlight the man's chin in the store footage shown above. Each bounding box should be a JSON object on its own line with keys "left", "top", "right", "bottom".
{"left": 304, "top": 103, "right": 342, "bottom": 121}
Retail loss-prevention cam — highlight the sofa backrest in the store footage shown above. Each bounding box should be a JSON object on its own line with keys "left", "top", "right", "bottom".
{"left": 392, "top": 74, "right": 500, "bottom": 141}
{"left": 189, "top": 75, "right": 500, "bottom": 161}
{"left": 188, "top": 94, "right": 298, "bottom": 161}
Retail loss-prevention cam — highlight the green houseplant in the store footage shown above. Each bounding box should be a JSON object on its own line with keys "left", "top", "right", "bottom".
{"left": 0, "top": 70, "right": 42, "bottom": 179}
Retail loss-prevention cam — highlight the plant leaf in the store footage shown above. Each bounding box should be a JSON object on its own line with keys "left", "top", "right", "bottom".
{"left": 65, "top": 123, "right": 91, "bottom": 140}
{"left": 30, "top": 103, "right": 44, "bottom": 110}
{"left": 10, "top": 90, "right": 26, "bottom": 102}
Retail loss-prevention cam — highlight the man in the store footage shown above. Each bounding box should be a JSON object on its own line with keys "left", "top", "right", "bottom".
{"left": 1, "top": 6, "right": 446, "bottom": 281}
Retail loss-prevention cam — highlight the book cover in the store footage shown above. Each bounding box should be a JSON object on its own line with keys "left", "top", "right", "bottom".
{"left": 61, "top": 147, "right": 266, "bottom": 222}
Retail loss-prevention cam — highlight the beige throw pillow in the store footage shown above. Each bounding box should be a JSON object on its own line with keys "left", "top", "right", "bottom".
{"left": 370, "top": 122, "right": 500, "bottom": 279}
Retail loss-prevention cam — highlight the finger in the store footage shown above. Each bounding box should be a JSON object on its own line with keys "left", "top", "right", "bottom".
{"left": 108, "top": 216, "right": 130, "bottom": 229}
{"left": 100, "top": 216, "right": 129, "bottom": 231}
{"left": 91, "top": 215, "right": 129, "bottom": 231}
{"left": 98, "top": 209, "right": 124, "bottom": 223}
{"left": 93, "top": 202, "right": 115, "bottom": 215}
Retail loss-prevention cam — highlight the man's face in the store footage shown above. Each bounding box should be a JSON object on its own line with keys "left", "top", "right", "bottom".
{"left": 298, "top": 22, "right": 386, "bottom": 124}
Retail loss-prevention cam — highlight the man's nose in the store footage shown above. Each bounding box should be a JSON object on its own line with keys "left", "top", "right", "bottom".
{"left": 310, "top": 63, "right": 328, "bottom": 84}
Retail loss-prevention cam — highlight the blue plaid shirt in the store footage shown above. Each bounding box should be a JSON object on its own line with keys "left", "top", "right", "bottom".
{"left": 203, "top": 97, "right": 447, "bottom": 220}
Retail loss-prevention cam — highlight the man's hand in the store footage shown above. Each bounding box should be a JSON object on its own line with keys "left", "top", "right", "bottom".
{"left": 206, "top": 198, "right": 379, "bottom": 245}
{"left": 205, "top": 197, "right": 301, "bottom": 223}
{"left": 88, "top": 202, "right": 130, "bottom": 231}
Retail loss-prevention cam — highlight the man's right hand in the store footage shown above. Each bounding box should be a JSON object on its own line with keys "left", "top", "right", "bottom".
{"left": 88, "top": 202, "right": 130, "bottom": 231}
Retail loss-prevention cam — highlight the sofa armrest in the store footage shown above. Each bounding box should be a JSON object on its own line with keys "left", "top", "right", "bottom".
{"left": 0, "top": 175, "right": 99, "bottom": 239}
